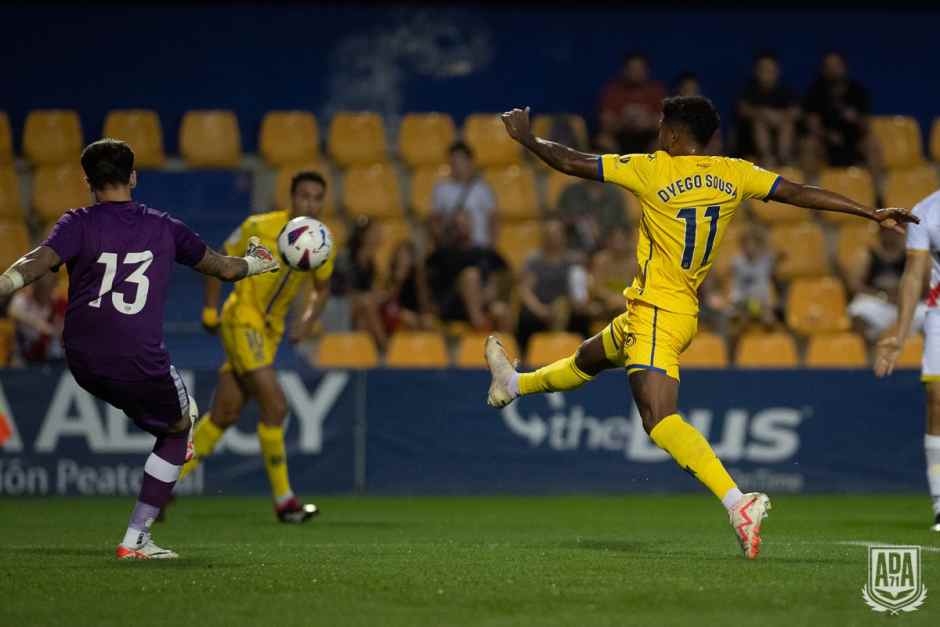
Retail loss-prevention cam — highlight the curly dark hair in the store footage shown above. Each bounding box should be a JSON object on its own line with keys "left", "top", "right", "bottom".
{"left": 661, "top": 96, "right": 720, "bottom": 147}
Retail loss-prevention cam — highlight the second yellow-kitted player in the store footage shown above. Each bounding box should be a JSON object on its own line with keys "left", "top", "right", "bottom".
{"left": 178, "top": 170, "right": 335, "bottom": 523}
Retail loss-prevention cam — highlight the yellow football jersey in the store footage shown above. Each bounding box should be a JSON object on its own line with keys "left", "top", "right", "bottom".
{"left": 600, "top": 151, "right": 780, "bottom": 315}
{"left": 221, "top": 210, "right": 335, "bottom": 333}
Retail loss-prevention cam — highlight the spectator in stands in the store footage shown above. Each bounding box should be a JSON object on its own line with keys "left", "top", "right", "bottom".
{"left": 588, "top": 224, "right": 637, "bottom": 321}
{"left": 556, "top": 178, "right": 629, "bottom": 253}
{"left": 596, "top": 52, "right": 667, "bottom": 153}
{"left": 672, "top": 71, "right": 702, "bottom": 98}
{"left": 726, "top": 223, "right": 778, "bottom": 335}
{"left": 847, "top": 228, "right": 923, "bottom": 341}
{"left": 516, "top": 215, "right": 592, "bottom": 349}
{"left": 801, "top": 52, "right": 874, "bottom": 172}
{"left": 735, "top": 52, "right": 799, "bottom": 168}
{"left": 379, "top": 240, "right": 434, "bottom": 334}
{"left": 8, "top": 272, "right": 66, "bottom": 364}
{"left": 431, "top": 141, "right": 497, "bottom": 247}
{"left": 427, "top": 210, "right": 512, "bottom": 333}
{"left": 346, "top": 217, "right": 391, "bottom": 351}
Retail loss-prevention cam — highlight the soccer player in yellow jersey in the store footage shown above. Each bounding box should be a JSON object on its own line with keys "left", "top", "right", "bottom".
{"left": 486, "top": 98, "right": 917, "bottom": 558}
{"left": 177, "top": 171, "right": 335, "bottom": 523}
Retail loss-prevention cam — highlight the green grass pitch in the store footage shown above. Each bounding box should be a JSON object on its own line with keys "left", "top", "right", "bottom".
{"left": 2, "top": 495, "right": 938, "bottom": 626}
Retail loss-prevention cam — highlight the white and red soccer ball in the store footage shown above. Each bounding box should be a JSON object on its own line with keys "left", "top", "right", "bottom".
{"left": 276, "top": 217, "right": 333, "bottom": 271}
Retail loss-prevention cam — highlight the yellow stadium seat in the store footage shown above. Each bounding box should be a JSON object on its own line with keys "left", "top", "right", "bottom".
{"left": 23, "top": 110, "right": 83, "bottom": 165}
{"left": 328, "top": 112, "right": 387, "bottom": 167}
{"left": 102, "top": 109, "right": 165, "bottom": 168}
{"left": 0, "top": 219, "right": 31, "bottom": 271}
{"left": 531, "top": 114, "right": 589, "bottom": 150}
{"left": 0, "top": 318, "right": 13, "bottom": 367}
{"left": 897, "top": 335, "right": 924, "bottom": 369}
{"left": 805, "top": 332, "right": 867, "bottom": 368}
{"left": 373, "top": 219, "right": 413, "bottom": 279}
{"left": 485, "top": 165, "right": 538, "bottom": 221}
{"left": 259, "top": 111, "right": 320, "bottom": 167}
{"left": 463, "top": 114, "right": 521, "bottom": 167}
{"left": 527, "top": 332, "right": 583, "bottom": 367}
{"left": 410, "top": 164, "right": 450, "bottom": 218}
{"left": 0, "top": 166, "right": 22, "bottom": 220}
{"left": 931, "top": 118, "right": 940, "bottom": 162}
{"left": 883, "top": 165, "right": 940, "bottom": 210}
{"left": 317, "top": 332, "right": 379, "bottom": 368}
{"left": 496, "top": 221, "right": 541, "bottom": 271}
{"left": 456, "top": 333, "right": 520, "bottom": 368}
{"left": 769, "top": 222, "right": 829, "bottom": 280}
{"left": 386, "top": 332, "right": 449, "bottom": 367}
{"left": 545, "top": 169, "right": 580, "bottom": 209}
{"left": 274, "top": 162, "right": 335, "bottom": 215}
{"left": 0, "top": 112, "right": 12, "bottom": 164}
{"left": 681, "top": 331, "right": 729, "bottom": 368}
{"left": 399, "top": 113, "right": 456, "bottom": 168}
{"left": 871, "top": 116, "right": 923, "bottom": 170}
{"left": 343, "top": 163, "right": 404, "bottom": 219}
{"left": 817, "top": 168, "right": 876, "bottom": 223}
{"left": 179, "top": 110, "right": 241, "bottom": 168}
{"left": 734, "top": 332, "right": 798, "bottom": 368}
{"left": 33, "top": 163, "right": 90, "bottom": 223}
{"left": 835, "top": 222, "right": 877, "bottom": 277}
{"left": 786, "top": 276, "right": 850, "bottom": 335}
{"left": 749, "top": 166, "right": 807, "bottom": 223}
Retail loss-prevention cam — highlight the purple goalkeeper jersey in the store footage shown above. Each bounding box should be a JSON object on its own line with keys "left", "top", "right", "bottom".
{"left": 42, "top": 201, "right": 207, "bottom": 381}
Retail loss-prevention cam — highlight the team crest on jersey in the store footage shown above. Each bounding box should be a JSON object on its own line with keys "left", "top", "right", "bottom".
{"left": 618, "top": 156, "right": 631, "bottom": 164}
{"left": 624, "top": 333, "right": 637, "bottom": 348}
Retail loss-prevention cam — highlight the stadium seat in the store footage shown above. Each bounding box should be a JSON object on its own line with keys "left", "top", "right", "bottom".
{"left": 496, "top": 221, "right": 541, "bottom": 271}
{"left": 317, "top": 332, "right": 379, "bottom": 368}
{"left": 0, "top": 318, "right": 13, "bottom": 367}
{"left": 0, "top": 112, "right": 12, "bottom": 163}
{"left": 259, "top": 111, "right": 320, "bottom": 166}
{"left": 734, "top": 332, "right": 799, "bottom": 368}
{"left": 545, "top": 169, "right": 580, "bottom": 209}
{"left": 768, "top": 222, "right": 829, "bottom": 280}
{"left": 710, "top": 222, "right": 743, "bottom": 279}
{"left": 0, "top": 166, "right": 22, "bottom": 220}
{"left": 456, "top": 333, "right": 521, "bottom": 368}
{"left": 274, "top": 161, "right": 335, "bottom": 215}
{"left": 531, "top": 114, "right": 589, "bottom": 150}
{"left": 373, "top": 219, "right": 413, "bottom": 278}
{"left": 805, "top": 332, "right": 868, "bottom": 368}
{"left": 0, "top": 219, "right": 30, "bottom": 271}
{"left": 399, "top": 113, "right": 456, "bottom": 168}
{"left": 328, "top": 112, "right": 387, "bottom": 168}
{"left": 871, "top": 116, "right": 924, "bottom": 170}
{"left": 23, "top": 110, "right": 83, "bottom": 165}
{"left": 463, "top": 114, "right": 521, "bottom": 167}
{"left": 527, "top": 332, "right": 583, "bottom": 367}
{"left": 386, "top": 332, "right": 449, "bottom": 368}
{"left": 931, "top": 118, "right": 940, "bottom": 162}
{"left": 32, "top": 163, "right": 90, "bottom": 223}
{"left": 179, "top": 110, "right": 242, "bottom": 168}
{"left": 748, "top": 166, "right": 806, "bottom": 223}
{"left": 817, "top": 168, "right": 876, "bottom": 223}
{"left": 484, "top": 165, "right": 538, "bottom": 221}
{"left": 102, "top": 109, "right": 165, "bottom": 168}
{"left": 410, "top": 164, "right": 450, "bottom": 218}
{"left": 883, "top": 165, "right": 940, "bottom": 210}
{"left": 835, "top": 222, "right": 877, "bottom": 277}
{"left": 786, "top": 276, "right": 850, "bottom": 335}
{"left": 897, "top": 334, "right": 924, "bottom": 369}
{"left": 681, "top": 331, "right": 729, "bottom": 368}
{"left": 343, "top": 163, "right": 404, "bottom": 219}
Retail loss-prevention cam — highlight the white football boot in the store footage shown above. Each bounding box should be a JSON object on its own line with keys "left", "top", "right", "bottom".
{"left": 485, "top": 336, "right": 517, "bottom": 408}
{"left": 931, "top": 514, "right": 940, "bottom": 532}
{"left": 184, "top": 395, "right": 199, "bottom": 463}
{"left": 116, "top": 534, "right": 179, "bottom": 560}
{"left": 729, "top": 492, "right": 772, "bottom": 559}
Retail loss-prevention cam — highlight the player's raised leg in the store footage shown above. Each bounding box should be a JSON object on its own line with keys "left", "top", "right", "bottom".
{"left": 925, "top": 382, "right": 940, "bottom": 531}
{"left": 243, "top": 367, "right": 319, "bottom": 523}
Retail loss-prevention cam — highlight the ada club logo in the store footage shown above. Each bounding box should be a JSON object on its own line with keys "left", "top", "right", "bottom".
{"left": 862, "top": 546, "right": 927, "bottom": 614}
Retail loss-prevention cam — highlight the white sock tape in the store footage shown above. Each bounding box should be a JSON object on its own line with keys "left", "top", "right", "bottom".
{"left": 3, "top": 269, "right": 24, "bottom": 291}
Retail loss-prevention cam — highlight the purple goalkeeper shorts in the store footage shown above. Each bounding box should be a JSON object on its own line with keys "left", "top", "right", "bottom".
{"left": 69, "top": 361, "right": 191, "bottom": 436}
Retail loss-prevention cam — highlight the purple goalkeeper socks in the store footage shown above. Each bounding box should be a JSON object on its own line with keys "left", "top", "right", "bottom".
{"left": 122, "top": 431, "right": 188, "bottom": 547}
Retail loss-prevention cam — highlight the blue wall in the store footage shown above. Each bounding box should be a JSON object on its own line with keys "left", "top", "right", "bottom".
{"left": 2, "top": 5, "right": 936, "bottom": 153}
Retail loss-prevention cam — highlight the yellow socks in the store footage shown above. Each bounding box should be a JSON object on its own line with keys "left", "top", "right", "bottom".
{"left": 518, "top": 356, "right": 593, "bottom": 395}
{"left": 178, "top": 414, "right": 225, "bottom": 481}
{"left": 257, "top": 422, "right": 293, "bottom": 501}
{"left": 650, "top": 414, "right": 738, "bottom": 505}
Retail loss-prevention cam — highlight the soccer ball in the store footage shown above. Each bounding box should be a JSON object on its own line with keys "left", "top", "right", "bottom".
{"left": 277, "top": 217, "right": 333, "bottom": 271}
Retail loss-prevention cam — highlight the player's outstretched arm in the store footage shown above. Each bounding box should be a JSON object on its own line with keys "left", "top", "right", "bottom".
{"left": 501, "top": 107, "right": 601, "bottom": 180}
{"left": 0, "top": 246, "right": 60, "bottom": 298}
{"left": 768, "top": 178, "right": 918, "bottom": 233}
{"left": 194, "top": 236, "right": 279, "bottom": 282}
{"left": 874, "top": 250, "right": 928, "bottom": 377}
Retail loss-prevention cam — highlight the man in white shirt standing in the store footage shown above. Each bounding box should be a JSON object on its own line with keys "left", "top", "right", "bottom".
{"left": 875, "top": 188, "right": 940, "bottom": 532}
{"left": 431, "top": 141, "right": 497, "bottom": 248}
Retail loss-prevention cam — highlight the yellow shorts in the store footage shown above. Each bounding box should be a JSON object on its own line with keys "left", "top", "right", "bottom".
{"left": 219, "top": 321, "right": 281, "bottom": 375}
{"left": 600, "top": 300, "right": 697, "bottom": 381}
